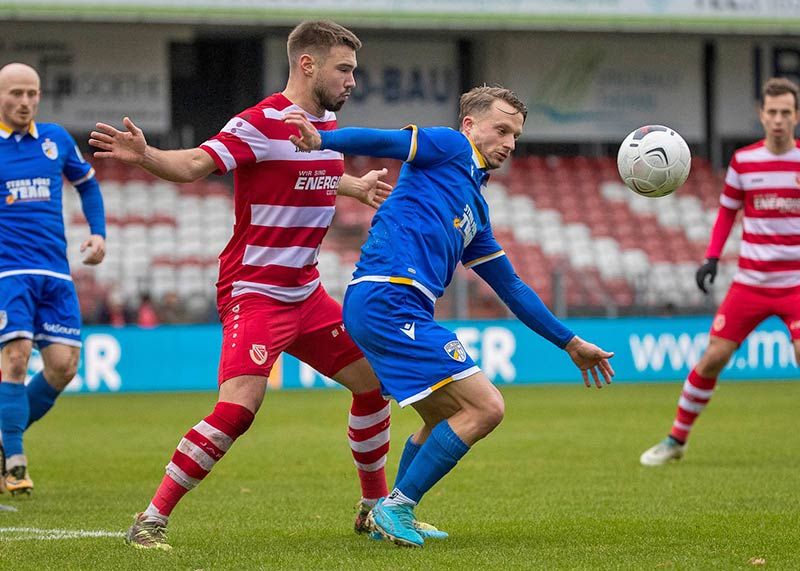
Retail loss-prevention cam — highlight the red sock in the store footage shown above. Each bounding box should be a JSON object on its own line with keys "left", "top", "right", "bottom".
{"left": 150, "top": 401, "right": 254, "bottom": 517}
{"left": 669, "top": 369, "right": 717, "bottom": 444}
{"left": 348, "top": 389, "right": 390, "bottom": 500}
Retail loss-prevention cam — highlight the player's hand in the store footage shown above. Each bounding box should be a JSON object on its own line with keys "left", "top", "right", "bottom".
{"left": 283, "top": 112, "right": 322, "bottom": 151}
{"left": 695, "top": 257, "right": 719, "bottom": 294}
{"left": 80, "top": 234, "right": 106, "bottom": 265}
{"left": 356, "top": 168, "right": 392, "bottom": 209}
{"left": 89, "top": 117, "right": 147, "bottom": 164}
{"left": 564, "top": 336, "right": 615, "bottom": 389}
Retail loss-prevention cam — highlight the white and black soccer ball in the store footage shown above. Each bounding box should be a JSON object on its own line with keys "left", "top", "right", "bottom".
{"left": 617, "top": 125, "right": 691, "bottom": 198}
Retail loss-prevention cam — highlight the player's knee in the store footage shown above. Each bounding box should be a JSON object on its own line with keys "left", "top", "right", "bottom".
{"left": 486, "top": 397, "right": 506, "bottom": 430}
{"left": 2, "top": 344, "right": 32, "bottom": 380}
{"left": 475, "top": 395, "right": 505, "bottom": 437}
{"left": 333, "top": 358, "right": 380, "bottom": 394}
{"left": 45, "top": 357, "right": 79, "bottom": 387}
{"left": 699, "top": 352, "right": 730, "bottom": 376}
{"left": 698, "top": 340, "right": 736, "bottom": 376}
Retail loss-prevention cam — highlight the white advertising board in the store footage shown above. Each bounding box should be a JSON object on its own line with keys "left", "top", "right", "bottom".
{"left": 0, "top": 24, "right": 172, "bottom": 133}
{"left": 482, "top": 34, "right": 704, "bottom": 142}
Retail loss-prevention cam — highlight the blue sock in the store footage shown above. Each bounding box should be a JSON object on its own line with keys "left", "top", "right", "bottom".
{"left": 26, "top": 372, "right": 61, "bottom": 428}
{"left": 396, "top": 420, "right": 469, "bottom": 503}
{"left": 394, "top": 435, "right": 421, "bottom": 486}
{"left": 0, "top": 383, "right": 30, "bottom": 457}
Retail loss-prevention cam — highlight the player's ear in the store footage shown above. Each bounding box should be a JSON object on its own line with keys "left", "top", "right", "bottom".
{"left": 461, "top": 115, "right": 475, "bottom": 135}
{"left": 298, "top": 53, "right": 315, "bottom": 77}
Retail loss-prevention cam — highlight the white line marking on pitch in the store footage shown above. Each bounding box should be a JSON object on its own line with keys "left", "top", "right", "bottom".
{"left": 0, "top": 527, "right": 125, "bottom": 541}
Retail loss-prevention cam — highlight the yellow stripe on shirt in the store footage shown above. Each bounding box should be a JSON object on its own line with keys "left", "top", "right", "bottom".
{"left": 402, "top": 124, "right": 419, "bottom": 162}
{"left": 463, "top": 250, "right": 505, "bottom": 269}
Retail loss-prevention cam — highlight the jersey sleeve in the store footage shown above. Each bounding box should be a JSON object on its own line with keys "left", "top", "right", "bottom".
{"left": 720, "top": 154, "right": 744, "bottom": 210}
{"left": 406, "top": 126, "right": 470, "bottom": 168}
{"left": 60, "top": 129, "right": 95, "bottom": 186}
{"left": 319, "top": 128, "right": 414, "bottom": 161}
{"left": 471, "top": 254, "right": 575, "bottom": 348}
{"left": 462, "top": 224, "right": 505, "bottom": 269}
{"left": 199, "top": 110, "right": 272, "bottom": 174}
{"left": 704, "top": 205, "right": 737, "bottom": 259}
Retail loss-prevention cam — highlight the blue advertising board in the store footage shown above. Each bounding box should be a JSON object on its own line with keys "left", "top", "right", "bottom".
{"left": 28, "top": 317, "right": 797, "bottom": 395}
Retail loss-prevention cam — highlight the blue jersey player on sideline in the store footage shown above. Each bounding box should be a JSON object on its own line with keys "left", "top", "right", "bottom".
{"left": 286, "top": 86, "right": 615, "bottom": 547}
{"left": 0, "top": 63, "right": 106, "bottom": 496}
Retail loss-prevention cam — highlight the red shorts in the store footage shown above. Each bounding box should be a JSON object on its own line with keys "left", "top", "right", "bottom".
{"left": 711, "top": 282, "right": 800, "bottom": 344}
{"left": 217, "top": 286, "right": 364, "bottom": 384}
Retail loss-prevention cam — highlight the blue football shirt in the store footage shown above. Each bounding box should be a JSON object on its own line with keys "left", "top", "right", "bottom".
{"left": 0, "top": 121, "right": 95, "bottom": 276}
{"left": 348, "top": 126, "right": 505, "bottom": 302}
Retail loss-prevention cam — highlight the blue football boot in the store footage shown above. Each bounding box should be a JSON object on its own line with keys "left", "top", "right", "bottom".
{"left": 367, "top": 498, "right": 424, "bottom": 547}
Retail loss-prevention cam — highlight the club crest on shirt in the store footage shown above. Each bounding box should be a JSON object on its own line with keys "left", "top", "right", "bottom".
{"left": 712, "top": 314, "right": 726, "bottom": 332}
{"left": 444, "top": 340, "right": 467, "bottom": 363}
{"left": 41, "top": 138, "right": 58, "bottom": 160}
{"left": 453, "top": 204, "right": 477, "bottom": 246}
{"left": 249, "top": 343, "right": 268, "bottom": 366}
{"left": 0, "top": 310, "right": 7, "bottom": 330}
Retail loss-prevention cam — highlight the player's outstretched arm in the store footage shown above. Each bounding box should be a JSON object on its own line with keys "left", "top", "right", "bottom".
{"left": 564, "top": 336, "right": 615, "bottom": 389}
{"left": 471, "top": 254, "right": 614, "bottom": 388}
{"left": 339, "top": 170, "right": 392, "bottom": 209}
{"left": 284, "top": 112, "right": 413, "bottom": 161}
{"left": 89, "top": 117, "right": 216, "bottom": 183}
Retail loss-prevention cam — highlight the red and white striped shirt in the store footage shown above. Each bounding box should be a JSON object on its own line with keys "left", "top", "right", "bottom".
{"left": 200, "top": 93, "right": 344, "bottom": 307}
{"left": 721, "top": 140, "right": 800, "bottom": 288}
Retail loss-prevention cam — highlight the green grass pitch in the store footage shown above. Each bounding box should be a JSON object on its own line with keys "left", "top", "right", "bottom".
{"left": 1, "top": 381, "right": 798, "bottom": 570}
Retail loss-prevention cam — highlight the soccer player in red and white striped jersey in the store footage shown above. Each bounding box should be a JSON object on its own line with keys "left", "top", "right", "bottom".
{"left": 90, "top": 20, "right": 430, "bottom": 548}
{"left": 641, "top": 77, "right": 800, "bottom": 466}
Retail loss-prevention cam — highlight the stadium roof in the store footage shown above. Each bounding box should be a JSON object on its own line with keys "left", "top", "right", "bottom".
{"left": 2, "top": 1, "right": 800, "bottom": 34}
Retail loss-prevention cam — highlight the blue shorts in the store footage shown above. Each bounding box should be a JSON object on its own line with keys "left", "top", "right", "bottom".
{"left": 0, "top": 272, "right": 82, "bottom": 349}
{"left": 343, "top": 281, "right": 480, "bottom": 407}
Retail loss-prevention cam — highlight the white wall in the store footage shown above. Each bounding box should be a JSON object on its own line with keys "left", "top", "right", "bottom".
{"left": 478, "top": 32, "right": 704, "bottom": 142}
{"left": 717, "top": 38, "right": 800, "bottom": 137}
{"left": 264, "top": 35, "right": 459, "bottom": 128}
{"left": 0, "top": 23, "right": 189, "bottom": 133}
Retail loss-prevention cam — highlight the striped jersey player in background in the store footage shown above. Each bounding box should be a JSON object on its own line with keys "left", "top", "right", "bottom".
{"left": 286, "top": 85, "right": 615, "bottom": 547}
{"left": 90, "top": 20, "right": 444, "bottom": 549}
{"left": 640, "top": 77, "right": 800, "bottom": 466}
{"left": 0, "top": 63, "right": 106, "bottom": 496}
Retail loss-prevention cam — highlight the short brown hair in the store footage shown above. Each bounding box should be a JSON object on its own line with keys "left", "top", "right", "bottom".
{"left": 761, "top": 77, "right": 799, "bottom": 109}
{"left": 287, "top": 20, "right": 361, "bottom": 67}
{"left": 459, "top": 85, "right": 528, "bottom": 124}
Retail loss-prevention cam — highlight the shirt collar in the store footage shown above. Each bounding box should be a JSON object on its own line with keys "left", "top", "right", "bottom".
{"left": 468, "top": 138, "right": 488, "bottom": 170}
{"left": 0, "top": 121, "right": 38, "bottom": 140}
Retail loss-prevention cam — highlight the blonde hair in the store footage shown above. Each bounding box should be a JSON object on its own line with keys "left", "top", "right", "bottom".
{"left": 459, "top": 85, "right": 527, "bottom": 124}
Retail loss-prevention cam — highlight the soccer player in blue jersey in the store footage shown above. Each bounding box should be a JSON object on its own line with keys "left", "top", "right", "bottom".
{"left": 285, "top": 85, "right": 615, "bottom": 546}
{"left": 0, "top": 63, "right": 106, "bottom": 495}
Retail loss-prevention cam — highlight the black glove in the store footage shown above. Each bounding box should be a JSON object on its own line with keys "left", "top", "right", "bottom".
{"left": 695, "top": 257, "right": 719, "bottom": 294}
